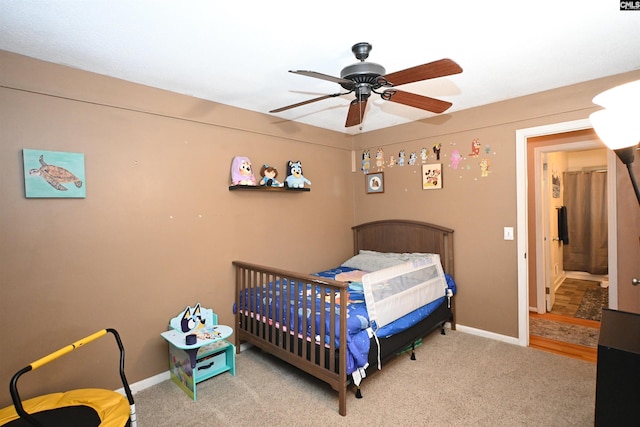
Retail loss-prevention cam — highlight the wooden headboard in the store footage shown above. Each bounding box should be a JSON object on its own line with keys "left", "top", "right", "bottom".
{"left": 352, "top": 219, "right": 454, "bottom": 277}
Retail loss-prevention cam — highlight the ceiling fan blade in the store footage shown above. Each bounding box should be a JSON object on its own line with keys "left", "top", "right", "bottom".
{"left": 289, "top": 70, "right": 354, "bottom": 86}
{"left": 269, "top": 93, "right": 340, "bottom": 113}
{"left": 382, "top": 89, "right": 453, "bottom": 114}
{"left": 345, "top": 98, "right": 368, "bottom": 127}
{"left": 380, "top": 58, "right": 463, "bottom": 87}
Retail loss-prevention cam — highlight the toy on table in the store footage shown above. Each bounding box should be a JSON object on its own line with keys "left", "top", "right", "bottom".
{"left": 230, "top": 156, "right": 257, "bottom": 186}
{"left": 284, "top": 160, "right": 311, "bottom": 188}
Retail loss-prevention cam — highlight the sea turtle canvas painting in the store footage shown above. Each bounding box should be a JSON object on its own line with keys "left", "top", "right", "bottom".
{"left": 23, "top": 149, "right": 86, "bottom": 198}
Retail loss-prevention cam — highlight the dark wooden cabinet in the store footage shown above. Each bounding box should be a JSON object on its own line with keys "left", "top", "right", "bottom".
{"left": 595, "top": 308, "right": 640, "bottom": 426}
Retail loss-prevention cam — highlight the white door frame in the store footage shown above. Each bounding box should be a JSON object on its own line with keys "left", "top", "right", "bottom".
{"left": 536, "top": 150, "right": 554, "bottom": 314}
{"left": 515, "top": 118, "right": 618, "bottom": 346}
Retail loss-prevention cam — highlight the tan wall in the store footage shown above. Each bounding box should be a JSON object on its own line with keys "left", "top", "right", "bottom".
{"left": 2, "top": 49, "right": 639, "bottom": 406}
{"left": 352, "top": 70, "right": 640, "bottom": 336}
{"left": 0, "top": 51, "right": 355, "bottom": 405}
{"left": 567, "top": 149, "right": 608, "bottom": 171}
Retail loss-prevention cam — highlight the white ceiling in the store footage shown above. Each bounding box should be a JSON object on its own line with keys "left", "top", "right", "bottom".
{"left": 1, "top": 1, "right": 639, "bottom": 135}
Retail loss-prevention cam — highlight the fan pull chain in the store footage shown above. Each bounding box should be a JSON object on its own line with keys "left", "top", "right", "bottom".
{"left": 358, "top": 92, "right": 363, "bottom": 131}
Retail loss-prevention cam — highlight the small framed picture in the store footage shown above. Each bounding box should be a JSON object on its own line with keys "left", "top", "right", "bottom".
{"left": 366, "top": 172, "right": 384, "bottom": 194}
{"left": 422, "top": 163, "right": 442, "bottom": 190}
{"left": 23, "top": 149, "right": 86, "bottom": 198}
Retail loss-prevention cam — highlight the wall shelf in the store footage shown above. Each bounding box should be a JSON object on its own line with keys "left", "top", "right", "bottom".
{"left": 228, "top": 185, "right": 309, "bottom": 192}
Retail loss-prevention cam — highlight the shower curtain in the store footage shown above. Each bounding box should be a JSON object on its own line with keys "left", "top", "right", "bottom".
{"left": 562, "top": 170, "right": 608, "bottom": 274}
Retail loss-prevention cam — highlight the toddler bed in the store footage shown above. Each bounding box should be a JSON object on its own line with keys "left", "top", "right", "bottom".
{"left": 233, "top": 219, "right": 456, "bottom": 416}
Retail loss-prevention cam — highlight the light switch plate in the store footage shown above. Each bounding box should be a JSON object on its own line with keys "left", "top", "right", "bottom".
{"left": 504, "top": 227, "right": 514, "bottom": 240}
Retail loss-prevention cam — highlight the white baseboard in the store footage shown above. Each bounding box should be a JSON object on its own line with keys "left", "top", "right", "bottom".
{"left": 565, "top": 271, "right": 608, "bottom": 283}
{"left": 115, "top": 371, "right": 169, "bottom": 396}
{"left": 455, "top": 324, "right": 521, "bottom": 346}
{"left": 553, "top": 272, "right": 567, "bottom": 292}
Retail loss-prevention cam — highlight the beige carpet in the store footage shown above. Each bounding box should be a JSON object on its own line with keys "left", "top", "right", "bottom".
{"left": 134, "top": 330, "right": 596, "bottom": 426}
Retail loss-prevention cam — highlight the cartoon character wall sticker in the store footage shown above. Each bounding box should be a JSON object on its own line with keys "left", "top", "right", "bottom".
{"left": 358, "top": 137, "right": 496, "bottom": 189}
{"left": 361, "top": 150, "right": 371, "bottom": 174}
{"left": 479, "top": 158, "right": 491, "bottom": 177}
{"left": 408, "top": 152, "right": 417, "bottom": 166}
{"left": 397, "top": 150, "right": 406, "bottom": 167}
{"left": 420, "top": 147, "right": 429, "bottom": 163}
{"left": 432, "top": 144, "right": 442, "bottom": 160}
{"left": 375, "top": 148, "right": 385, "bottom": 171}
{"left": 387, "top": 154, "right": 396, "bottom": 168}
{"left": 468, "top": 138, "right": 481, "bottom": 157}
{"left": 444, "top": 138, "right": 495, "bottom": 179}
{"left": 449, "top": 149, "right": 463, "bottom": 170}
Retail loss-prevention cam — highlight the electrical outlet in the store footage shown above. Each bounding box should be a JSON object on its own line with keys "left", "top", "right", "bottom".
{"left": 504, "top": 227, "right": 514, "bottom": 240}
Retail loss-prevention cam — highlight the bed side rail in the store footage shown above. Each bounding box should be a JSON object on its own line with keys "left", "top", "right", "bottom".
{"left": 232, "top": 261, "right": 348, "bottom": 411}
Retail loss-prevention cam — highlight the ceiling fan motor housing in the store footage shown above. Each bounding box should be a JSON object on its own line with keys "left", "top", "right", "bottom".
{"left": 340, "top": 62, "right": 386, "bottom": 93}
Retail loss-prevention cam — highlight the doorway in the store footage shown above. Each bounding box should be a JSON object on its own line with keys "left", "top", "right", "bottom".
{"left": 529, "top": 144, "right": 612, "bottom": 360}
{"left": 515, "top": 119, "right": 618, "bottom": 348}
{"left": 534, "top": 145, "right": 610, "bottom": 316}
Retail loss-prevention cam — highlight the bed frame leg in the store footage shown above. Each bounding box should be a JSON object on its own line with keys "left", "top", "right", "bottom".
{"left": 441, "top": 324, "right": 446, "bottom": 335}
{"left": 339, "top": 388, "right": 347, "bottom": 416}
{"left": 410, "top": 341, "right": 416, "bottom": 360}
{"left": 355, "top": 386, "right": 363, "bottom": 399}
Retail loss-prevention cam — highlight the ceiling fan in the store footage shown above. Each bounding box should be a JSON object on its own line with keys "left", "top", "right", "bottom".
{"left": 270, "top": 42, "right": 463, "bottom": 128}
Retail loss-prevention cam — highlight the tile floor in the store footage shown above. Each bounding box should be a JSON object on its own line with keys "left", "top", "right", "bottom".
{"left": 550, "top": 278, "right": 603, "bottom": 318}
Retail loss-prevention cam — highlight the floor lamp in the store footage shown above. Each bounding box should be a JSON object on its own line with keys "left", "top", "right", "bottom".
{"left": 589, "top": 79, "right": 640, "bottom": 206}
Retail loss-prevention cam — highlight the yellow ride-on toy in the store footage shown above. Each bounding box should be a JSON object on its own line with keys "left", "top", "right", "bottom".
{"left": 0, "top": 328, "right": 137, "bottom": 427}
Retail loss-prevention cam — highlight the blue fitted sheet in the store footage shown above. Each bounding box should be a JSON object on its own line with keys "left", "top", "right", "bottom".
{"left": 237, "top": 265, "right": 456, "bottom": 375}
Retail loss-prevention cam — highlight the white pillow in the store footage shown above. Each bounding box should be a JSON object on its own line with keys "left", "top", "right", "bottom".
{"left": 341, "top": 250, "right": 436, "bottom": 272}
